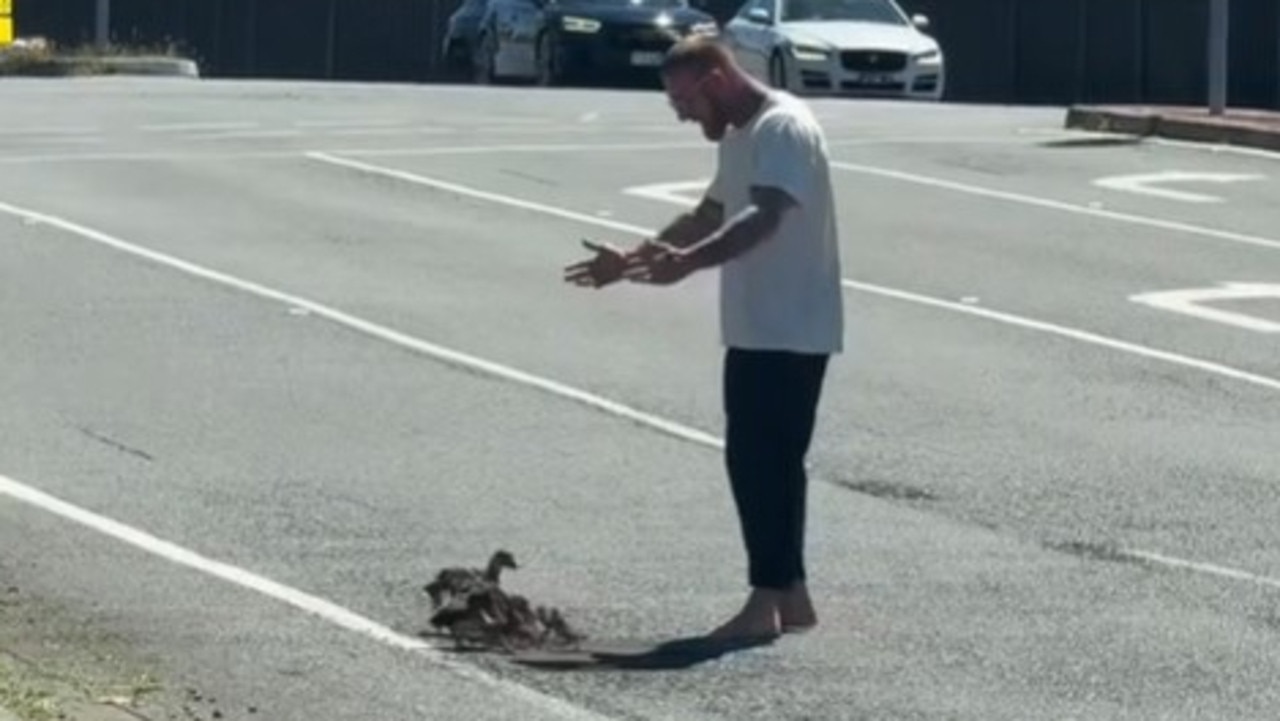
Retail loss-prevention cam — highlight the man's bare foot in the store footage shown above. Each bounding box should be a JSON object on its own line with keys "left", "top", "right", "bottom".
{"left": 707, "top": 589, "right": 782, "bottom": 641}
{"left": 780, "top": 582, "right": 817, "bottom": 632}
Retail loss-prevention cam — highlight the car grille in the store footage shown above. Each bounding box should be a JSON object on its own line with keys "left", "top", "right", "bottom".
{"left": 839, "top": 50, "right": 907, "bottom": 72}
{"left": 841, "top": 80, "right": 906, "bottom": 93}
{"left": 607, "top": 24, "right": 680, "bottom": 50}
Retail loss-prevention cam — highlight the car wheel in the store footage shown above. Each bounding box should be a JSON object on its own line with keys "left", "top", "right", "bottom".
{"left": 443, "top": 41, "right": 468, "bottom": 80}
{"left": 473, "top": 32, "right": 496, "bottom": 84}
{"left": 535, "top": 33, "right": 560, "bottom": 87}
{"left": 768, "top": 51, "right": 788, "bottom": 89}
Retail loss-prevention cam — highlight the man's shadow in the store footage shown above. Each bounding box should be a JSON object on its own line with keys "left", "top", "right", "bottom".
{"left": 507, "top": 634, "right": 778, "bottom": 671}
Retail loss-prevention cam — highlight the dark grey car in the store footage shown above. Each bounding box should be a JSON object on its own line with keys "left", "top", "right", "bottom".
{"left": 441, "top": 0, "right": 491, "bottom": 77}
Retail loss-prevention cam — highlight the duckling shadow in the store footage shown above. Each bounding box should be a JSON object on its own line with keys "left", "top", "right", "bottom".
{"left": 509, "top": 634, "right": 777, "bottom": 672}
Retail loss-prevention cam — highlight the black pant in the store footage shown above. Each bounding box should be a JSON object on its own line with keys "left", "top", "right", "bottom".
{"left": 723, "top": 347, "right": 830, "bottom": 590}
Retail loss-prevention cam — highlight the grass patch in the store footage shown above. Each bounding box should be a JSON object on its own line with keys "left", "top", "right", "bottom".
{"left": 0, "top": 657, "right": 61, "bottom": 721}
{"left": 0, "top": 650, "right": 165, "bottom": 720}
{"left": 0, "top": 582, "right": 172, "bottom": 720}
{"left": 0, "top": 39, "right": 187, "bottom": 77}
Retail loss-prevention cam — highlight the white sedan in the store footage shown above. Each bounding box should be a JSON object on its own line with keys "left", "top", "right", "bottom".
{"left": 720, "top": 0, "right": 945, "bottom": 100}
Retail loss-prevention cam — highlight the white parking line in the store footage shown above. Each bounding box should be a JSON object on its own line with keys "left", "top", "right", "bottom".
{"left": 1, "top": 136, "right": 104, "bottom": 146}
{"left": 320, "top": 127, "right": 458, "bottom": 137}
{"left": 0, "top": 150, "right": 307, "bottom": 164}
{"left": 141, "top": 121, "right": 261, "bottom": 132}
{"left": 293, "top": 119, "right": 411, "bottom": 129}
{"left": 0, "top": 142, "right": 707, "bottom": 165}
{"left": 0, "top": 126, "right": 101, "bottom": 135}
{"left": 187, "top": 130, "right": 307, "bottom": 141}
{"left": 329, "top": 141, "right": 707, "bottom": 157}
{"left": 830, "top": 161, "right": 1280, "bottom": 253}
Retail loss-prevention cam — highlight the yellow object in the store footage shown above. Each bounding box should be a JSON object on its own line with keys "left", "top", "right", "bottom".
{"left": 0, "top": 0, "right": 11, "bottom": 47}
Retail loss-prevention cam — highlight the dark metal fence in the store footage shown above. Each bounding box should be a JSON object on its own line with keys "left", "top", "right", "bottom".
{"left": 13, "top": 0, "right": 1280, "bottom": 107}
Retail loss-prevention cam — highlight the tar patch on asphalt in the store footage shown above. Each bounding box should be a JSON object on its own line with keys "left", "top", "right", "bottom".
{"left": 1038, "top": 136, "right": 1146, "bottom": 149}
{"left": 1043, "top": 540, "right": 1144, "bottom": 565}
{"left": 829, "top": 477, "right": 938, "bottom": 501}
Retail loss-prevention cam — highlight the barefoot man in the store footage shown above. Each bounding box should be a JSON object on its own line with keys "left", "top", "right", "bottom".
{"left": 563, "top": 35, "right": 843, "bottom": 640}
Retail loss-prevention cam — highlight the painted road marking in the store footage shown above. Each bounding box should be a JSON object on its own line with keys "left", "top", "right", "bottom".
{"left": 622, "top": 180, "right": 707, "bottom": 206}
{"left": 0, "top": 142, "right": 704, "bottom": 165}
{"left": 1092, "top": 171, "right": 1266, "bottom": 203}
{"left": 1, "top": 136, "right": 104, "bottom": 146}
{"left": 829, "top": 161, "right": 1280, "bottom": 253}
{"left": 293, "top": 119, "right": 411, "bottom": 129}
{"left": 1131, "top": 282, "right": 1280, "bottom": 333}
{"left": 4, "top": 193, "right": 1280, "bottom": 653}
{"left": 0, "top": 126, "right": 100, "bottom": 135}
{"left": 141, "top": 122, "right": 261, "bottom": 133}
{"left": 186, "top": 130, "right": 306, "bottom": 141}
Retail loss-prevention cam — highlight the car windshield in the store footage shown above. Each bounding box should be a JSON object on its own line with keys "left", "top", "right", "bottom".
{"left": 558, "top": 0, "right": 688, "bottom": 8}
{"left": 780, "top": 0, "right": 905, "bottom": 23}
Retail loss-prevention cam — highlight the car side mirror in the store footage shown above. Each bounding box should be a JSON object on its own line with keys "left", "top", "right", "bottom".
{"left": 747, "top": 7, "right": 773, "bottom": 24}
{"left": 911, "top": 14, "right": 930, "bottom": 31}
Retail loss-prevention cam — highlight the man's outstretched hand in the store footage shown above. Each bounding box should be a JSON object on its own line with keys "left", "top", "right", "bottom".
{"left": 623, "top": 241, "right": 696, "bottom": 286}
{"left": 563, "top": 239, "right": 633, "bottom": 289}
{"left": 565, "top": 238, "right": 694, "bottom": 288}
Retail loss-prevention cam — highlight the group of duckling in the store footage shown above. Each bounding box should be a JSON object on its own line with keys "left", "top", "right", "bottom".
{"left": 422, "top": 550, "right": 584, "bottom": 653}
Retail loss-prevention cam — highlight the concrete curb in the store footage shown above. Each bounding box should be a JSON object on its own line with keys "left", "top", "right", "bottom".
{"left": 93, "top": 56, "right": 199, "bottom": 78}
{"left": 0, "top": 53, "right": 199, "bottom": 78}
{"left": 1065, "top": 105, "right": 1280, "bottom": 152}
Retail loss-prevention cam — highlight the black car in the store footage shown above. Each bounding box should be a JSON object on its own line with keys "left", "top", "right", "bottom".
{"left": 471, "top": 0, "right": 719, "bottom": 85}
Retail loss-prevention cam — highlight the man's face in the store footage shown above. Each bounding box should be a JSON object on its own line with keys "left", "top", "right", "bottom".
{"left": 663, "top": 68, "right": 728, "bottom": 141}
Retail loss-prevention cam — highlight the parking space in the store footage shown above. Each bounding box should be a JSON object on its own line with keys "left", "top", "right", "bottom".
{"left": 3, "top": 78, "right": 1280, "bottom": 721}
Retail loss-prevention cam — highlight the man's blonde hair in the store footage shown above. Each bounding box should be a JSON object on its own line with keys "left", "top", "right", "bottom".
{"left": 661, "top": 35, "right": 736, "bottom": 78}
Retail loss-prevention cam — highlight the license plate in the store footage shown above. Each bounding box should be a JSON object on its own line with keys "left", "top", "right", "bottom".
{"left": 853, "top": 72, "right": 897, "bottom": 85}
{"left": 630, "top": 51, "right": 664, "bottom": 67}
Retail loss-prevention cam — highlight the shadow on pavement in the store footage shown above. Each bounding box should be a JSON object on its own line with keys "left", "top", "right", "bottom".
{"left": 506, "top": 634, "right": 777, "bottom": 672}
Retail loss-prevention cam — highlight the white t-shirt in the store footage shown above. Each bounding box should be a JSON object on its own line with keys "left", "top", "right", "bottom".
{"left": 704, "top": 90, "right": 844, "bottom": 355}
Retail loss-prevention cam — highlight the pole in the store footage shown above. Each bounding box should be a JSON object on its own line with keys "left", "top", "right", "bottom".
{"left": 1207, "top": 0, "right": 1229, "bottom": 115}
{"left": 1135, "top": 0, "right": 1145, "bottom": 103}
{"left": 325, "top": 0, "right": 337, "bottom": 79}
{"left": 95, "top": 0, "right": 110, "bottom": 50}
{"left": 1074, "top": 0, "right": 1088, "bottom": 103}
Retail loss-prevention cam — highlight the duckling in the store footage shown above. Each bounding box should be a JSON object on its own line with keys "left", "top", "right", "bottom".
{"left": 429, "top": 586, "right": 509, "bottom": 650}
{"left": 537, "top": 606, "right": 584, "bottom": 649}
{"left": 423, "top": 550, "right": 518, "bottom": 609}
{"left": 497, "top": 594, "right": 545, "bottom": 651}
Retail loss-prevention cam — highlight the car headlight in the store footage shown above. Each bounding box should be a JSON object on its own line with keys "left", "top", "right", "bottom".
{"left": 913, "top": 49, "right": 941, "bottom": 63}
{"left": 790, "top": 44, "right": 830, "bottom": 63}
{"left": 688, "top": 21, "right": 718, "bottom": 36}
{"left": 562, "top": 16, "right": 602, "bottom": 33}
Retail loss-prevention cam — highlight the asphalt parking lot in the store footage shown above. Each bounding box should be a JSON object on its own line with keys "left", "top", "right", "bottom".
{"left": 2, "top": 77, "right": 1279, "bottom": 720}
